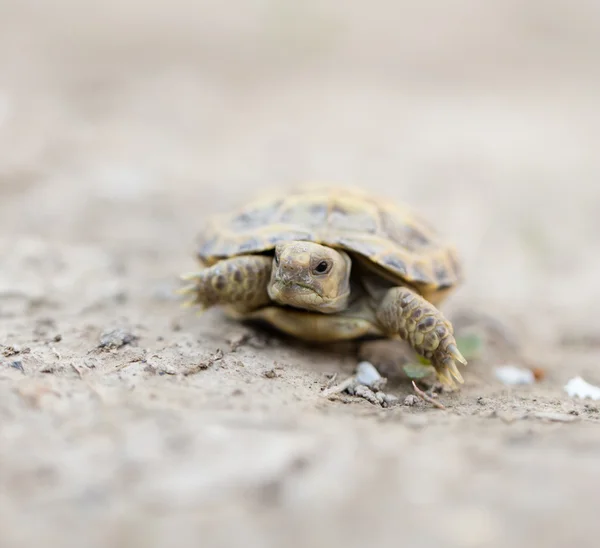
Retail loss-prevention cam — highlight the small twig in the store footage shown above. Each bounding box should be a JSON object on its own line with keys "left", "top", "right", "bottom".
{"left": 322, "top": 376, "right": 356, "bottom": 397}
{"left": 412, "top": 381, "right": 446, "bottom": 410}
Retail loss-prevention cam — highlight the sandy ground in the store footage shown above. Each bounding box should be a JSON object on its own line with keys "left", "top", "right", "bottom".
{"left": 1, "top": 2, "right": 600, "bottom": 547}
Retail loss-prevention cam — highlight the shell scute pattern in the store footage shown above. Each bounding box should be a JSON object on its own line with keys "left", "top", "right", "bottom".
{"left": 229, "top": 199, "right": 284, "bottom": 231}
{"left": 327, "top": 199, "right": 380, "bottom": 235}
{"left": 379, "top": 254, "right": 409, "bottom": 277}
{"left": 326, "top": 235, "right": 391, "bottom": 259}
{"left": 279, "top": 200, "right": 329, "bottom": 226}
{"left": 196, "top": 186, "right": 461, "bottom": 293}
{"left": 410, "top": 261, "right": 435, "bottom": 285}
{"left": 433, "top": 258, "right": 452, "bottom": 287}
{"left": 379, "top": 209, "right": 433, "bottom": 251}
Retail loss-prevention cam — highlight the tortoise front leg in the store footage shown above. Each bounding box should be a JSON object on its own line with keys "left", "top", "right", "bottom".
{"left": 375, "top": 286, "right": 467, "bottom": 386}
{"left": 180, "top": 255, "right": 272, "bottom": 312}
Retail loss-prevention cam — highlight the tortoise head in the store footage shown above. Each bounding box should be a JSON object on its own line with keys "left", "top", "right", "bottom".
{"left": 267, "top": 241, "right": 351, "bottom": 313}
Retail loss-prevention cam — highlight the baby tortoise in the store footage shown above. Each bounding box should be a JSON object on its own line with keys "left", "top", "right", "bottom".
{"left": 180, "top": 185, "right": 467, "bottom": 386}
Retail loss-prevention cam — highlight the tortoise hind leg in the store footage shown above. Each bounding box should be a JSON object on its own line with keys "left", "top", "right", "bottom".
{"left": 180, "top": 255, "right": 272, "bottom": 312}
{"left": 375, "top": 286, "right": 467, "bottom": 386}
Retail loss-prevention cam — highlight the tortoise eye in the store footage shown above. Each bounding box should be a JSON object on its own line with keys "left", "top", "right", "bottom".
{"left": 314, "top": 260, "right": 330, "bottom": 274}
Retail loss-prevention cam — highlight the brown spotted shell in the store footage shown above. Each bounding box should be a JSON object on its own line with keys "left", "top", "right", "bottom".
{"left": 197, "top": 185, "right": 462, "bottom": 300}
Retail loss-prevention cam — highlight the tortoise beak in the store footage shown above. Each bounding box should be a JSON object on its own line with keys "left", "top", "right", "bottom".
{"left": 268, "top": 281, "right": 321, "bottom": 304}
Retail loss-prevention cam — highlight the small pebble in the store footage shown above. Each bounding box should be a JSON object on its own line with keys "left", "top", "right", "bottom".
{"left": 324, "top": 364, "right": 399, "bottom": 407}
{"left": 383, "top": 394, "right": 400, "bottom": 407}
{"left": 564, "top": 376, "right": 600, "bottom": 401}
{"left": 2, "top": 344, "right": 21, "bottom": 357}
{"left": 355, "top": 361, "right": 385, "bottom": 389}
{"left": 98, "top": 328, "right": 138, "bottom": 350}
{"left": 494, "top": 365, "right": 535, "bottom": 385}
{"left": 403, "top": 395, "right": 419, "bottom": 406}
{"left": 353, "top": 385, "right": 379, "bottom": 405}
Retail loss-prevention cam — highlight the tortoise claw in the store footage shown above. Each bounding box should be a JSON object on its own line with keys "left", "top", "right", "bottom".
{"left": 447, "top": 343, "right": 467, "bottom": 366}
{"left": 443, "top": 357, "right": 465, "bottom": 384}
{"left": 180, "top": 272, "right": 201, "bottom": 282}
{"left": 176, "top": 284, "right": 197, "bottom": 295}
{"left": 434, "top": 345, "right": 467, "bottom": 387}
{"left": 436, "top": 368, "right": 454, "bottom": 387}
{"left": 181, "top": 298, "right": 208, "bottom": 316}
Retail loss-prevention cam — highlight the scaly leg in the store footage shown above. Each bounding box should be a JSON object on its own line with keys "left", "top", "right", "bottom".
{"left": 375, "top": 286, "right": 467, "bottom": 386}
{"left": 180, "top": 255, "right": 272, "bottom": 312}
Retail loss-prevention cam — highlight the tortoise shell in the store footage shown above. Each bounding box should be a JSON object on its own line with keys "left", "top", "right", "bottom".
{"left": 197, "top": 185, "right": 462, "bottom": 298}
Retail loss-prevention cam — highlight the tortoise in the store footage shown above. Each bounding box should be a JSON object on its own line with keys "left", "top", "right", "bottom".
{"left": 180, "top": 185, "right": 467, "bottom": 386}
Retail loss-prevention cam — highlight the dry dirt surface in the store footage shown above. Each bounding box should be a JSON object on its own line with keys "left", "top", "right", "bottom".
{"left": 1, "top": 2, "right": 600, "bottom": 547}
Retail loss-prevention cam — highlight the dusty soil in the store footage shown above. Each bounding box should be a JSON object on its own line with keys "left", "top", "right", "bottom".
{"left": 1, "top": 2, "right": 600, "bottom": 547}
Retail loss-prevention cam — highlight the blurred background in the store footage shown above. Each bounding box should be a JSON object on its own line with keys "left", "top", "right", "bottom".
{"left": 1, "top": 2, "right": 600, "bottom": 547}
{"left": 1, "top": 0, "right": 599, "bottom": 322}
